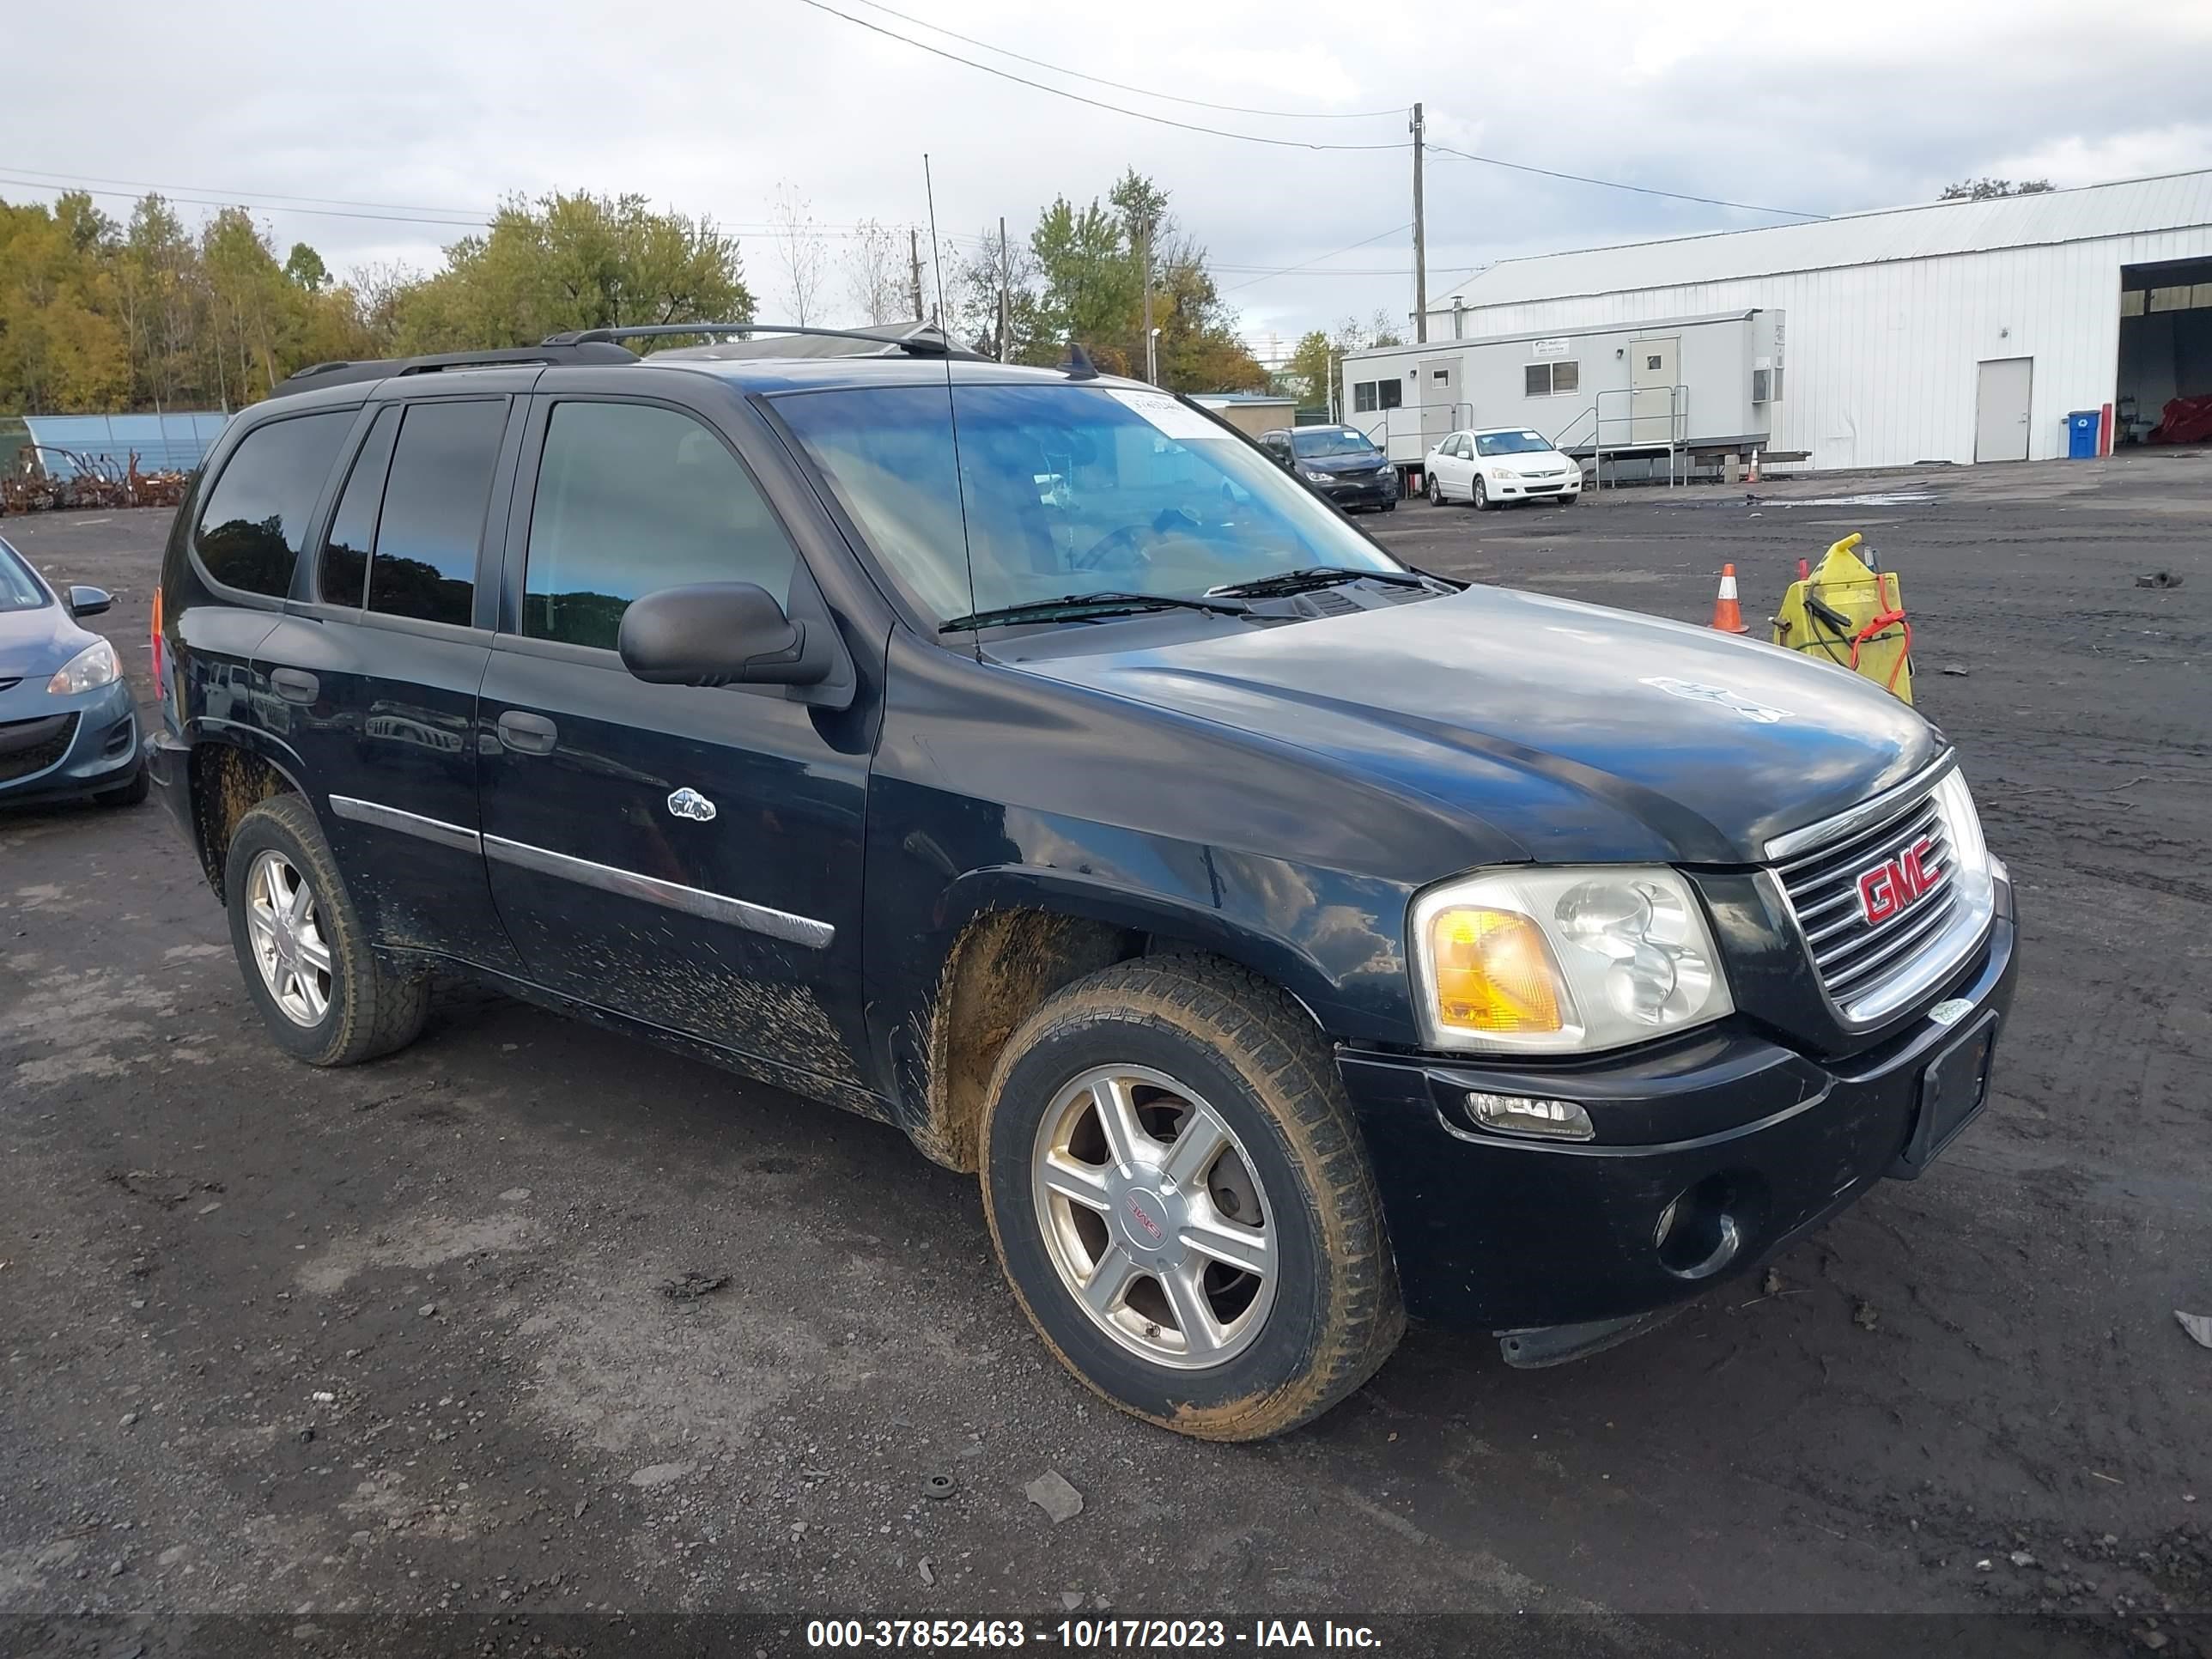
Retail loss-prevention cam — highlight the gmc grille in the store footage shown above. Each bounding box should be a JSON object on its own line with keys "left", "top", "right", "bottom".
{"left": 1775, "top": 786, "right": 1959, "bottom": 1010}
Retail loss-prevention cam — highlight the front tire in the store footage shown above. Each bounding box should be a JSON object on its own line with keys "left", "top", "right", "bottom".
{"left": 1425, "top": 474, "right": 1443, "bottom": 506}
{"left": 1472, "top": 477, "right": 1490, "bottom": 511}
{"left": 223, "top": 793, "right": 429, "bottom": 1066}
{"left": 94, "top": 763, "right": 149, "bottom": 806}
{"left": 980, "top": 957, "right": 1403, "bottom": 1441}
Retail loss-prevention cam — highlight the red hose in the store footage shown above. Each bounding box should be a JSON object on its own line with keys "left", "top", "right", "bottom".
{"left": 1848, "top": 608, "right": 1913, "bottom": 693}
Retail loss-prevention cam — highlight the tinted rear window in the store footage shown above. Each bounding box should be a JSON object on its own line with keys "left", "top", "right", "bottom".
{"left": 366, "top": 400, "right": 506, "bottom": 628}
{"left": 194, "top": 411, "right": 354, "bottom": 597}
{"left": 319, "top": 406, "right": 400, "bottom": 609}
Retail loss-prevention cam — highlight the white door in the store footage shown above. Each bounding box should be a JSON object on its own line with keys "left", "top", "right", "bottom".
{"left": 1419, "top": 359, "right": 1460, "bottom": 449}
{"left": 1434, "top": 434, "right": 1471, "bottom": 498}
{"left": 1631, "top": 337, "right": 1679, "bottom": 446}
{"left": 1975, "top": 357, "right": 2033, "bottom": 462}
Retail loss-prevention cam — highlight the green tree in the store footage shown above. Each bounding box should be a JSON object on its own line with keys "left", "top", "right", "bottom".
{"left": 283, "top": 242, "right": 331, "bottom": 292}
{"left": 1285, "top": 330, "right": 1335, "bottom": 406}
{"left": 394, "top": 191, "right": 750, "bottom": 351}
{"left": 1940, "top": 178, "right": 2055, "bottom": 201}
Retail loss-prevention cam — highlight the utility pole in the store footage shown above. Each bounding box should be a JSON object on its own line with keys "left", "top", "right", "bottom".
{"left": 1411, "top": 102, "right": 1428, "bottom": 343}
{"left": 1141, "top": 212, "right": 1157, "bottom": 384}
{"left": 908, "top": 229, "right": 925, "bottom": 324}
{"left": 998, "top": 215, "right": 1011, "bottom": 363}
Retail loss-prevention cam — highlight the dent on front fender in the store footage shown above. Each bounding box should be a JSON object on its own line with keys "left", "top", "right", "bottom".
{"left": 862, "top": 775, "right": 1423, "bottom": 1132}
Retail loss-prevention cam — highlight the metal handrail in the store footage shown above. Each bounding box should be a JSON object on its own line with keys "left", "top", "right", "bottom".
{"left": 1557, "top": 386, "right": 1690, "bottom": 489}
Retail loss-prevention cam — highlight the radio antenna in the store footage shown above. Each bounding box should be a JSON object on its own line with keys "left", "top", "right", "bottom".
{"left": 924, "top": 152, "right": 980, "bottom": 659}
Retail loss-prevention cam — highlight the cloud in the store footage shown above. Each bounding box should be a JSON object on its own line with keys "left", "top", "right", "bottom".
{"left": 4, "top": 0, "right": 2203, "bottom": 358}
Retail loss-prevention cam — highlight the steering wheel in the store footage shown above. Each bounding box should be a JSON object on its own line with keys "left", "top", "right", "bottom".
{"left": 1071, "top": 507, "right": 1205, "bottom": 574}
{"left": 1071, "top": 524, "right": 1151, "bottom": 574}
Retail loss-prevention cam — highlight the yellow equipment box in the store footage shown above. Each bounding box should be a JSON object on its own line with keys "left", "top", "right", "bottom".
{"left": 1771, "top": 532, "right": 1914, "bottom": 705}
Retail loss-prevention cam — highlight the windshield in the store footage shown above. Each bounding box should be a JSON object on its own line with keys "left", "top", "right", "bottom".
{"left": 775, "top": 382, "right": 1405, "bottom": 624}
{"left": 1290, "top": 428, "right": 1381, "bottom": 459}
{"left": 1474, "top": 430, "right": 1556, "bottom": 457}
{"left": 0, "top": 538, "right": 51, "bottom": 612}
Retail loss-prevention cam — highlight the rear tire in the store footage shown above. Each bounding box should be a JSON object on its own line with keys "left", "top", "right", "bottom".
{"left": 223, "top": 794, "right": 429, "bottom": 1066}
{"left": 979, "top": 956, "right": 1403, "bottom": 1441}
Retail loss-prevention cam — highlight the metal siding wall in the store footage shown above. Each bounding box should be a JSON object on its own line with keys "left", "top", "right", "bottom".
{"left": 1449, "top": 227, "right": 2212, "bottom": 469}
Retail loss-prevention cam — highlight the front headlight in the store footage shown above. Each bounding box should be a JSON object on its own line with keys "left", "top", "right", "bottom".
{"left": 1409, "top": 866, "right": 1734, "bottom": 1053}
{"left": 1488, "top": 467, "right": 1514, "bottom": 482}
{"left": 1302, "top": 468, "right": 1333, "bottom": 483}
{"left": 46, "top": 638, "right": 120, "bottom": 696}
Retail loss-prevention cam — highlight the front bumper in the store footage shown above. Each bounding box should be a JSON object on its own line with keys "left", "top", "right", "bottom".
{"left": 1317, "top": 473, "right": 1400, "bottom": 508}
{"left": 1488, "top": 473, "right": 1581, "bottom": 501}
{"left": 1340, "top": 878, "right": 2017, "bottom": 1332}
{"left": 0, "top": 678, "right": 140, "bottom": 805}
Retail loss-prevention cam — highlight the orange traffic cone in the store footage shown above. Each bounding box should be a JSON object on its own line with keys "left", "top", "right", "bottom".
{"left": 1710, "top": 564, "right": 1749, "bottom": 634}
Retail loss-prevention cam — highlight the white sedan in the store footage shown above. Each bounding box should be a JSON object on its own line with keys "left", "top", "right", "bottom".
{"left": 1425, "top": 427, "right": 1583, "bottom": 509}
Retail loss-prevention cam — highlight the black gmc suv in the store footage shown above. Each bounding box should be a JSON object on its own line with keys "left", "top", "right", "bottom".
{"left": 148, "top": 325, "right": 2016, "bottom": 1440}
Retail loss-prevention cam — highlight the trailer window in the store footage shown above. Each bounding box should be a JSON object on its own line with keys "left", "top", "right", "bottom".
{"left": 1353, "top": 381, "right": 1376, "bottom": 414}
{"left": 1524, "top": 362, "right": 1579, "bottom": 397}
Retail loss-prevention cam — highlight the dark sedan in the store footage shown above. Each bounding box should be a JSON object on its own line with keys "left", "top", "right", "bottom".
{"left": 0, "top": 533, "right": 146, "bottom": 807}
{"left": 1258, "top": 426, "right": 1399, "bottom": 512}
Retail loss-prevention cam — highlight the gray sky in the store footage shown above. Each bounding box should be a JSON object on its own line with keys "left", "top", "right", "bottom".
{"left": 5, "top": 0, "right": 2208, "bottom": 367}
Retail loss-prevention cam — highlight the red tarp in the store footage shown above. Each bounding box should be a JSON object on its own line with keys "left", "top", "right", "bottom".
{"left": 2148, "top": 394, "right": 2212, "bottom": 446}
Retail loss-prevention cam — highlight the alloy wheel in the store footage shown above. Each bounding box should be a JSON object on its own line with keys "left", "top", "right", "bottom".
{"left": 1030, "top": 1064, "right": 1276, "bottom": 1370}
{"left": 244, "top": 849, "right": 333, "bottom": 1026}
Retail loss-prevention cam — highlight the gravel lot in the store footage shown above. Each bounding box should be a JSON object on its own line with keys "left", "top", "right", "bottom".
{"left": 2, "top": 451, "right": 2207, "bottom": 1656}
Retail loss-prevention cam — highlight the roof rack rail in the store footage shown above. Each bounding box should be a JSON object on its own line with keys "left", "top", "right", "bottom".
{"left": 544, "top": 322, "right": 983, "bottom": 359}
{"left": 266, "top": 343, "right": 638, "bottom": 400}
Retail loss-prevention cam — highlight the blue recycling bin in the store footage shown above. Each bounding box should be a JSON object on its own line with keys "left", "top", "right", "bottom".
{"left": 2066, "top": 410, "right": 2100, "bottom": 459}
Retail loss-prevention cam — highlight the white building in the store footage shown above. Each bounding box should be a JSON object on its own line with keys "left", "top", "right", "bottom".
{"left": 1416, "top": 169, "right": 2212, "bottom": 471}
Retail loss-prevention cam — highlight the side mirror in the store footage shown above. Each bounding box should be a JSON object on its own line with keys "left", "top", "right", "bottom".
{"left": 617, "top": 582, "right": 830, "bottom": 688}
{"left": 66, "top": 585, "right": 112, "bottom": 618}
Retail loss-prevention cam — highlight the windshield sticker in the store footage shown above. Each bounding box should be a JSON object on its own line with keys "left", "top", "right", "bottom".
{"left": 1641, "top": 676, "right": 1790, "bottom": 724}
{"left": 1108, "top": 389, "right": 1224, "bottom": 444}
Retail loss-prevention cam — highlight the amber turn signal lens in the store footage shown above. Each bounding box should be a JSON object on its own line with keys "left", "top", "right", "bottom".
{"left": 1428, "top": 907, "right": 1565, "bottom": 1035}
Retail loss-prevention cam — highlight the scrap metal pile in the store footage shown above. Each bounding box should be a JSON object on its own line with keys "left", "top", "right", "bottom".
{"left": 1, "top": 447, "right": 190, "bottom": 515}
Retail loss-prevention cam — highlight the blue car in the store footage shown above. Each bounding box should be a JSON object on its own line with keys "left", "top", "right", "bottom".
{"left": 0, "top": 532, "right": 147, "bottom": 808}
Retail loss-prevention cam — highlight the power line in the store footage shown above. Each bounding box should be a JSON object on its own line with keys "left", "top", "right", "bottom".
{"left": 0, "top": 166, "right": 489, "bottom": 223}
{"left": 788, "top": 0, "right": 1406, "bottom": 151}
{"left": 1422, "top": 143, "right": 1823, "bottom": 219}
{"left": 0, "top": 176, "right": 493, "bottom": 230}
{"left": 839, "top": 0, "right": 1401, "bottom": 119}
{"left": 1219, "top": 223, "right": 1412, "bottom": 290}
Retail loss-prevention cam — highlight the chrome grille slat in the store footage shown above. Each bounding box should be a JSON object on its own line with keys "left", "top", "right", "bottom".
{"left": 1778, "top": 799, "right": 1942, "bottom": 890}
{"left": 1820, "top": 887, "right": 1959, "bottom": 981}
{"left": 1774, "top": 781, "right": 1967, "bottom": 1019}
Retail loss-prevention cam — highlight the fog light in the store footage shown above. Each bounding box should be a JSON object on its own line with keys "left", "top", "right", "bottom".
{"left": 1466, "top": 1091, "right": 1595, "bottom": 1141}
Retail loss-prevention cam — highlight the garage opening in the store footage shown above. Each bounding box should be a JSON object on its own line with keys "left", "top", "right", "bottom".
{"left": 2118, "top": 256, "right": 2212, "bottom": 447}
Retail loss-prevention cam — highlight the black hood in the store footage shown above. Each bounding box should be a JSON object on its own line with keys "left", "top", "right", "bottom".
{"left": 1011, "top": 585, "right": 1942, "bottom": 866}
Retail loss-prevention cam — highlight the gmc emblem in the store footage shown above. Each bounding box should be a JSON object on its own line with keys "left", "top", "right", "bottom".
{"left": 1858, "top": 837, "right": 1944, "bottom": 926}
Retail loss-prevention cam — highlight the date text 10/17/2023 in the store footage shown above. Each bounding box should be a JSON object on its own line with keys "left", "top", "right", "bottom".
{"left": 805, "top": 1619, "right": 1383, "bottom": 1650}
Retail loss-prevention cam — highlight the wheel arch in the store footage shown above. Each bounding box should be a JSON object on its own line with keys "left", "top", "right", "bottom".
{"left": 902, "top": 867, "right": 1341, "bottom": 1176}
{"left": 185, "top": 729, "right": 310, "bottom": 900}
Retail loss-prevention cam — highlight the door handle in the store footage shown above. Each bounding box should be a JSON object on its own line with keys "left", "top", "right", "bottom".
{"left": 270, "top": 667, "right": 319, "bottom": 704}
{"left": 495, "top": 710, "right": 559, "bottom": 756}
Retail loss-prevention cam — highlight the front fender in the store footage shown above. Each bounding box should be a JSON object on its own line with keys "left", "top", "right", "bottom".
{"left": 863, "top": 776, "right": 1422, "bottom": 1131}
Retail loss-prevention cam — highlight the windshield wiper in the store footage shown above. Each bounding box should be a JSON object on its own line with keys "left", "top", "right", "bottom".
{"left": 939, "top": 590, "right": 1250, "bottom": 633}
{"left": 1205, "top": 565, "right": 1431, "bottom": 599}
